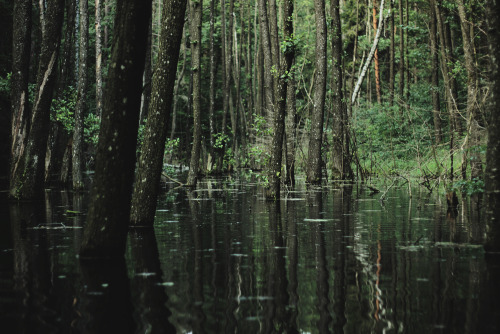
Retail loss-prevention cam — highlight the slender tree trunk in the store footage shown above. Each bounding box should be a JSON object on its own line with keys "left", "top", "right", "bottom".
{"left": 95, "top": 0, "right": 103, "bottom": 118}
{"left": 266, "top": 0, "right": 293, "bottom": 199}
{"left": 372, "top": 0, "right": 381, "bottom": 104}
{"left": 10, "top": 0, "right": 65, "bottom": 200}
{"left": 130, "top": 0, "right": 186, "bottom": 227}
{"left": 429, "top": 0, "right": 442, "bottom": 144}
{"left": 389, "top": 0, "right": 395, "bottom": 106}
{"left": 306, "top": 0, "right": 327, "bottom": 185}
{"left": 404, "top": 0, "right": 410, "bottom": 104}
{"left": 10, "top": 0, "right": 32, "bottom": 191}
{"left": 186, "top": 0, "right": 203, "bottom": 186}
{"left": 140, "top": 15, "right": 153, "bottom": 125}
{"left": 285, "top": 74, "right": 297, "bottom": 186}
{"left": 208, "top": 0, "right": 216, "bottom": 171}
{"left": 79, "top": 0, "right": 152, "bottom": 259}
{"left": 398, "top": 0, "right": 405, "bottom": 107}
{"left": 73, "top": 0, "right": 89, "bottom": 190}
{"left": 484, "top": 0, "right": 500, "bottom": 252}
{"left": 331, "top": 0, "right": 352, "bottom": 180}
{"left": 457, "top": 0, "right": 482, "bottom": 180}
{"left": 170, "top": 28, "right": 187, "bottom": 142}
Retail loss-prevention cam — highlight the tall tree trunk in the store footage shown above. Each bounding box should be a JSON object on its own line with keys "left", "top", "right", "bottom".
{"left": 79, "top": 0, "right": 152, "bottom": 259}
{"left": 130, "top": 0, "right": 186, "bottom": 227}
{"left": 285, "top": 75, "right": 297, "bottom": 186}
{"left": 208, "top": 0, "right": 216, "bottom": 171}
{"left": 95, "top": 0, "right": 103, "bottom": 118}
{"left": 307, "top": 0, "right": 327, "bottom": 185}
{"left": 389, "top": 0, "right": 395, "bottom": 106}
{"left": 170, "top": 28, "right": 187, "bottom": 142}
{"left": 331, "top": 0, "right": 353, "bottom": 180}
{"left": 186, "top": 0, "right": 203, "bottom": 186}
{"left": 10, "top": 0, "right": 65, "bottom": 200}
{"left": 372, "top": 0, "right": 381, "bottom": 104}
{"left": 457, "top": 0, "right": 482, "bottom": 180}
{"left": 140, "top": 15, "right": 153, "bottom": 125}
{"left": 10, "top": 0, "right": 32, "bottom": 192}
{"left": 73, "top": 0, "right": 89, "bottom": 190}
{"left": 429, "top": 0, "right": 442, "bottom": 144}
{"left": 484, "top": 0, "right": 500, "bottom": 252}
{"left": 398, "top": 0, "right": 405, "bottom": 107}
{"left": 266, "top": 0, "right": 293, "bottom": 199}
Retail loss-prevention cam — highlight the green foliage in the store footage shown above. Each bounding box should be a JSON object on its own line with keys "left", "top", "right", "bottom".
{"left": 84, "top": 113, "right": 100, "bottom": 145}
{"left": 50, "top": 86, "right": 77, "bottom": 133}
{"left": 165, "top": 138, "right": 180, "bottom": 156}
{"left": 0, "top": 72, "right": 11, "bottom": 96}
{"left": 450, "top": 178, "right": 484, "bottom": 195}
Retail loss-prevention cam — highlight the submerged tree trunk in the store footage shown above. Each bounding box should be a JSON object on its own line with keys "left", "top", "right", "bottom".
{"left": 331, "top": 0, "right": 352, "bottom": 180}
{"left": 79, "top": 0, "right": 152, "bottom": 259}
{"left": 265, "top": 0, "right": 293, "bottom": 199}
{"left": 10, "top": 0, "right": 64, "bottom": 200}
{"left": 186, "top": 0, "right": 203, "bottom": 187}
{"left": 429, "top": 0, "right": 442, "bottom": 144}
{"left": 10, "top": 0, "right": 32, "bottom": 192}
{"left": 130, "top": 0, "right": 186, "bottom": 227}
{"left": 485, "top": 0, "right": 500, "bottom": 253}
{"left": 457, "top": 0, "right": 482, "bottom": 180}
{"left": 306, "top": 0, "right": 327, "bottom": 185}
{"left": 73, "top": 0, "right": 89, "bottom": 190}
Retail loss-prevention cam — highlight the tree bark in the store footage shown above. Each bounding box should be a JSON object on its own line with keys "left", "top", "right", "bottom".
{"left": 306, "top": 0, "right": 327, "bottom": 185}
{"left": 10, "top": 0, "right": 32, "bottom": 191}
{"left": 389, "top": 0, "right": 395, "bottom": 106}
{"left": 208, "top": 0, "right": 216, "bottom": 171}
{"left": 373, "top": 0, "right": 381, "bottom": 104}
{"left": 398, "top": 0, "right": 405, "bottom": 107}
{"left": 457, "top": 0, "right": 482, "bottom": 180}
{"left": 331, "top": 0, "right": 353, "bottom": 180}
{"left": 73, "top": 0, "right": 89, "bottom": 190}
{"left": 186, "top": 0, "right": 203, "bottom": 186}
{"left": 95, "top": 0, "right": 103, "bottom": 118}
{"left": 485, "top": 0, "right": 500, "bottom": 252}
{"left": 79, "top": 0, "right": 152, "bottom": 259}
{"left": 429, "top": 0, "right": 442, "bottom": 144}
{"left": 130, "top": 0, "right": 187, "bottom": 227}
{"left": 10, "top": 0, "right": 64, "bottom": 200}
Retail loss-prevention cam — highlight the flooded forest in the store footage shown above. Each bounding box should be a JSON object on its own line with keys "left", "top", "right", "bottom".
{"left": 1, "top": 0, "right": 500, "bottom": 333}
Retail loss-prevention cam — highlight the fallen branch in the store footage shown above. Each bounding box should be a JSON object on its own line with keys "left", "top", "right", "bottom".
{"left": 162, "top": 172, "right": 184, "bottom": 186}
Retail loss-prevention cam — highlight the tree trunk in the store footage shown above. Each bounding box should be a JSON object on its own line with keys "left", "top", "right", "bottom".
{"left": 331, "top": 0, "right": 353, "bottom": 180}
{"left": 10, "top": 0, "right": 65, "bottom": 200}
{"left": 10, "top": 0, "right": 32, "bottom": 191}
{"left": 130, "top": 0, "right": 186, "bottom": 227}
{"left": 389, "top": 0, "right": 395, "bottom": 106}
{"left": 208, "top": 0, "right": 216, "bottom": 171}
{"left": 398, "top": 0, "right": 405, "bottom": 107}
{"left": 457, "top": 0, "right": 482, "bottom": 180}
{"left": 485, "top": 0, "right": 500, "bottom": 252}
{"left": 95, "top": 0, "right": 103, "bottom": 118}
{"left": 306, "top": 0, "right": 327, "bottom": 185}
{"left": 372, "top": 0, "right": 381, "bottom": 104}
{"left": 186, "top": 0, "right": 203, "bottom": 187}
{"left": 73, "top": 0, "right": 89, "bottom": 190}
{"left": 429, "top": 0, "right": 442, "bottom": 144}
{"left": 139, "top": 15, "right": 153, "bottom": 125}
{"left": 266, "top": 0, "right": 293, "bottom": 199}
{"left": 79, "top": 0, "right": 152, "bottom": 259}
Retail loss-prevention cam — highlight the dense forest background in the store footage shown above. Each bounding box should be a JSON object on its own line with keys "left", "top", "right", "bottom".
{"left": 0, "top": 0, "right": 492, "bottom": 195}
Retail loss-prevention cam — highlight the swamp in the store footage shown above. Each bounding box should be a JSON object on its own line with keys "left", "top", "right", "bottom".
{"left": 1, "top": 177, "right": 500, "bottom": 333}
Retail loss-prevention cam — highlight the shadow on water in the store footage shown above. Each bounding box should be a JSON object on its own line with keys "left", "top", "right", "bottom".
{"left": 1, "top": 178, "right": 500, "bottom": 333}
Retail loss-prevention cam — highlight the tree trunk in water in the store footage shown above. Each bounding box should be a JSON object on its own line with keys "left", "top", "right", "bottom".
{"left": 285, "top": 75, "right": 297, "bottom": 186}
{"left": 429, "top": 0, "right": 442, "bottom": 144}
{"left": 186, "top": 0, "right": 203, "bottom": 187}
{"left": 208, "top": 0, "right": 216, "bottom": 171}
{"left": 485, "top": 0, "right": 500, "bottom": 253}
{"left": 389, "top": 0, "right": 395, "bottom": 106}
{"left": 306, "top": 0, "right": 327, "bottom": 185}
{"left": 457, "top": 0, "right": 482, "bottom": 180}
{"left": 331, "top": 0, "right": 353, "bottom": 180}
{"left": 79, "top": 0, "right": 152, "bottom": 259}
{"left": 266, "top": 0, "right": 293, "bottom": 199}
{"left": 73, "top": 0, "right": 89, "bottom": 190}
{"left": 10, "top": 0, "right": 32, "bottom": 192}
{"left": 372, "top": 0, "right": 381, "bottom": 104}
{"left": 130, "top": 0, "right": 186, "bottom": 227}
{"left": 398, "top": 0, "right": 405, "bottom": 108}
{"left": 95, "top": 0, "right": 103, "bottom": 118}
{"left": 10, "top": 0, "right": 64, "bottom": 200}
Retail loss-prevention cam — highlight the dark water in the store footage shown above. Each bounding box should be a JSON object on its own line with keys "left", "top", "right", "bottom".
{"left": 1, "top": 178, "right": 500, "bottom": 333}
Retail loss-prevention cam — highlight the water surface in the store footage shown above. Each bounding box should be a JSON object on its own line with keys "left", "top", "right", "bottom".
{"left": 1, "top": 178, "right": 499, "bottom": 333}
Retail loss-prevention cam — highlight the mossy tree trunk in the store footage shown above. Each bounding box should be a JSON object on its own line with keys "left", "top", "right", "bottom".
{"left": 130, "top": 0, "right": 187, "bottom": 227}
{"left": 79, "top": 0, "right": 152, "bottom": 259}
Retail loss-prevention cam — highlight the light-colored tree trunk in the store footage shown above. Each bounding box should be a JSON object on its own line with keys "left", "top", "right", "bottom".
{"left": 429, "top": 0, "right": 442, "bottom": 144}
{"left": 372, "top": 0, "right": 381, "bottom": 104}
{"left": 95, "top": 0, "right": 103, "bottom": 118}
{"left": 186, "top": 0, "right": 203, "bottom": 186}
